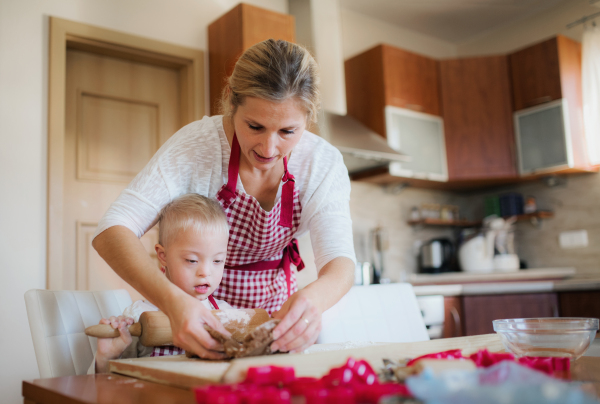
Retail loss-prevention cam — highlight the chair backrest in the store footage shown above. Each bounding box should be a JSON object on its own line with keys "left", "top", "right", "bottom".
{"left": 317, "top": 283, "right": 429, "bottom": 344}
{"left": 24, "top": 289, "right": 132, "bottom": 378}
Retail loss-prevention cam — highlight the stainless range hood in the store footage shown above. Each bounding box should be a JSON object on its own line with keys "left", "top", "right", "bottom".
{"left": 318, "top": 112, "right": 411, "bottom": 174}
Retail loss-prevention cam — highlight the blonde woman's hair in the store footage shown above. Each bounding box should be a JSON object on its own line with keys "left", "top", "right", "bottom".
{"left": 220, "top": 39, "right": 321, "bottom": 123}
{"left": 158, "top": 194, "right": 229, "bottom": 247}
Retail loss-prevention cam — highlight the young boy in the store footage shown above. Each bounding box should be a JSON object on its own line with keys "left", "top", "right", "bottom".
{"left": 91, "top": 194, "right": 233, "bottom": 373}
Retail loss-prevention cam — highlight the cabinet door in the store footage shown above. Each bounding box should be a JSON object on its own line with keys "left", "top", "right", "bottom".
{"left": 463, "top": 293, "right": 558, "bottom": 336}
{"left": 440, "top": 56, "right": 517, "bottom": 180}
{"left": 208, "top": 4, "right": 295, "bottom": 115}
{"left": 559, "top": 291, "right": 600, "bottom": 319}
{"left": 382, "top": 45, "right": 441, "bottom": 116}
{"left": 443, "top": 296, "right": 464, "bottom": 338}
{"left": 509, "top": 37, "right": 562, "bottom": 111}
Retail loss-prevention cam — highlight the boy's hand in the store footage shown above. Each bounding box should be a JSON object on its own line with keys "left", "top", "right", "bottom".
{"left": 95, "top": 316, "right": 134, "bottom": 373}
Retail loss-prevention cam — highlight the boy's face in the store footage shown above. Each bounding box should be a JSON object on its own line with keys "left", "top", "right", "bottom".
{"left": 155, "top": 228, "right": 228, "bottom": 301}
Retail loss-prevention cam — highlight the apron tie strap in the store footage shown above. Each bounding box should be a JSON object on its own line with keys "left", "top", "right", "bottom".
{"left": 282, "top": 239, "right": 305, "bottom": 298}
{"left": 208, "top": 295, "right": 220, "bottom": 310}
{"left": 220, "top": 134, "right": 241, "bottom": 209}
{"left": 279, "top": 155, "right": 295, "bottom": 228}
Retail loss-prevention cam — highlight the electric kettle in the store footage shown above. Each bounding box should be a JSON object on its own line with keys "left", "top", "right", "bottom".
{"left": 419, "top": 238, "right": 455, "bottom": 274}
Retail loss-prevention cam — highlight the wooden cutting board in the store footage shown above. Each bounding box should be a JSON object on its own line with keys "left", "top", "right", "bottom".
{"left": 109, "top": 334, "right": 503, "bottom": 389}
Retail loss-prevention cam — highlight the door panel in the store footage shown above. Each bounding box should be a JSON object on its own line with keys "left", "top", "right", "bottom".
{"left": 64, "top": 50, "right": 180, "bottom": 298}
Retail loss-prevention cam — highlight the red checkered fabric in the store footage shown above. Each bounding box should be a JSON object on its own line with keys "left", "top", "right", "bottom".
{"left": 213, "top": 134, "right": 302, "bottom": 314}
{"left": 150, "top": 345, "right": 185, "bottom": 357}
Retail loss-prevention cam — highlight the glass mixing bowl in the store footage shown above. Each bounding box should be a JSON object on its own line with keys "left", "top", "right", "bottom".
{"left": 493, "top": 318, "right": 599, "bottom": 360}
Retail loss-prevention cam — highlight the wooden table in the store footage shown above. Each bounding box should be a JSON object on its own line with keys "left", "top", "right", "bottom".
{"left": 23, "top": 357, "right": 600, "bottom": 404}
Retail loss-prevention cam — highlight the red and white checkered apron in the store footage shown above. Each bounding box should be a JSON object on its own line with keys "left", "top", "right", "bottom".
{"left": 213, "top": 133, "right": 304, "bottom": 314}
{"left": 151, "top": 296, "right": 220, "bottom": 357}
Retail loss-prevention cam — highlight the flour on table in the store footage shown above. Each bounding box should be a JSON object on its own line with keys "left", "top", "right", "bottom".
{"left": 302, "top": 341, "right": 384, "bottom": 354}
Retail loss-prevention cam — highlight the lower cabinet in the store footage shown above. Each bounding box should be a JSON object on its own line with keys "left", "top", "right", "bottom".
{"left": 443, "top": 296, "right": 464, "bottom": 338}
{"left": 559, "top": 291, "right": 600, "bottom": 319}
{"left": 440, "top": 290, "right": 600, "bottom": 338}
{"left": 462, "top": 293, "right": 559, "bottom": 336}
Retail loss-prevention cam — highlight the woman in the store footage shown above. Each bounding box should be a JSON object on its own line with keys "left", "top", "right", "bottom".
{"left": 92, "top": 39, "right": 356, "bottom": 359}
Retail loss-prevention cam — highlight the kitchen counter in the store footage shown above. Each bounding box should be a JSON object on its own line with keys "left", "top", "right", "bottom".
{"left": 412, "top": 272, "right": 600, "bottom": 296}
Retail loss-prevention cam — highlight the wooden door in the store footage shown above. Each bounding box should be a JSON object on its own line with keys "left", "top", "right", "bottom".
{"left": 383, "top": 45, "right": 441, "bottom": 116}
{"left": 440, "top": 56, "right": 517, "bottom": 180}
{"left": 63, "top": 50, "right": 181, "bottom": 299}
{"left": 463, "top": 293, "right": 558, "bottom": 336}
{"left": 509, "top": 37, "right": 562, "bottom": 111}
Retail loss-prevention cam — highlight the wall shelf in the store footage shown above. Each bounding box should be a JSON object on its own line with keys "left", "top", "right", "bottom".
{"left": 408, "top": 211, "right": 554, "bottom": 227}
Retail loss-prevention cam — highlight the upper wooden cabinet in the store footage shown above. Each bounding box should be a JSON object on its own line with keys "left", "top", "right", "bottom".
{"left": 509, "top": 36, "right": 580, "bottom": 111}
{"left": 345, "top": 44, "right": 441, "bottom": 138}
{"left": 208, "top": 4, "right": 295, "bottom": 115}
{"left": 440, "top": 56, "right": 517, "bottom": 180}
{"left": 509, "top": 36, "right": 593, "bottom": 174}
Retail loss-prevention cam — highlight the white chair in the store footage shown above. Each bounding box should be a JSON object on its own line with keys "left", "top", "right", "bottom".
{"left": 24, "top": 289, "right": 132, "bottom": 378}
{"left": 317, "top": 283, "right": 429, "bottom": 344}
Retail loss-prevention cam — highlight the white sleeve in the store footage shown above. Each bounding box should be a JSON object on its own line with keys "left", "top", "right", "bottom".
{"left": 93, "top": 118, "right": 223, "bottom": 240}
{"left": 306, "top": 152, "right": 356, "bottom": 271}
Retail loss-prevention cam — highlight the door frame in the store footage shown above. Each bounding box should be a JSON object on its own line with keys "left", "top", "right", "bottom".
{"left": 47, "top": 17, "right": 205, "bottom": 289}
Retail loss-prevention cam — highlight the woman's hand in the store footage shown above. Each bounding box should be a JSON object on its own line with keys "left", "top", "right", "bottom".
{"left": 270, "top": 290, "right": 322, "bottom": 354}
{"left": 166, "top": 293, "right": 232, "bottom": 359}
{"left": 95, "top": 315, "right": 134, "bottom": 373}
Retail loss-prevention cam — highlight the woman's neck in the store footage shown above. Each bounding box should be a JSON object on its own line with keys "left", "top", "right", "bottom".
{"left": 222, "top": 116, "right": 285, "bottom": 211}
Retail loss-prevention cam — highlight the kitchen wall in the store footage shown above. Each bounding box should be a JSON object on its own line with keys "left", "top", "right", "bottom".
{"left": 341, "top": 7, "right": 458, "bottom": 60}
{"left": 461, "top": 175, "right": 600, "bottom": 275}
{"left": 349, "top": 182, "right": 470, "bottom": 281}
{"left": 457, "top": 0, "right": 596, "bottom": 56}
{"left": 0, "top": 1, "right": 289, "bottom": 403}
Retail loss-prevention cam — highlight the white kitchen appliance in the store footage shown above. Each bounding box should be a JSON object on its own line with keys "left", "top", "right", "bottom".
{"left": 459, "top": 217, "right": 519, "bottom": 273}
{"left": 458, "top": 232, "right": 495, "bottom": 273}
{"left": 385, "top": 106, "right": 447, "bottom": 181}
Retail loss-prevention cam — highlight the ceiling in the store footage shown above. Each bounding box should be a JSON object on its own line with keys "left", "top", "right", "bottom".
{"left": 340, "top": 0, "right": 574, "bottom": 43}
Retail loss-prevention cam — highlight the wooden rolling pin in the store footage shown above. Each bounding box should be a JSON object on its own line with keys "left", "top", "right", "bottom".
{"left": 84, "top": 308, "right": 270, "bottom": 347}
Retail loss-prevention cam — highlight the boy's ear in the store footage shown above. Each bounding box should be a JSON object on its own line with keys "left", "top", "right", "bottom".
{"left": 155, "top": 244, "right": 167, "bottom": 267}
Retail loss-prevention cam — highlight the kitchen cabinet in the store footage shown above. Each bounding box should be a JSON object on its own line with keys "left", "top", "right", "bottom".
{"left": 462, "top": 293, "right": 558, "bottom": 336}
{"left": 345, "top": 45, "right": 441, "bottom": 139}
{"left": 509, "top": 36, "right": 577, "bottom": 111}
{"left": 208, "top": 4, "right": 295, "bottom": 115}
{"left": 439, "top": 56, "right": 517, "bottom": 181}
{"left": 509, "top": 36, "right": 594, "bottom": 174}
{"left": 443, "top": 296, "right": 464, "bottom": 338}
{"left": 559, "top": 291, "right": 600, "bottom": 319}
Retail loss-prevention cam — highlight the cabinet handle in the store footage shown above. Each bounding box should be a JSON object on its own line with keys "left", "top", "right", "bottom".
{"left": 405, "top": 104, "right": 424, "bottom": 112}
{"left": 526, "top": 96, "right": 552, "bottom": 107}
{"left": 450, "top": 306, "right": 462, "bottom": 337}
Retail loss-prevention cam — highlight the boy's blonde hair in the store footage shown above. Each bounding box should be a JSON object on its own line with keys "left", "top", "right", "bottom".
{"left": 158, "top": 194, "right": 229, "bottom": 247}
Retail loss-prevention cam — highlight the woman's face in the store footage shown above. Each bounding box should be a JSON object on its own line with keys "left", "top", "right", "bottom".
{"left": 232, "top": 97, "right": 307, "bottom": 171}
